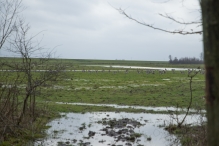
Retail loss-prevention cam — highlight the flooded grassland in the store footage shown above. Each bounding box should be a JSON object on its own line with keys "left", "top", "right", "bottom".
{"left": 0, "top": 63, "right": 206, "bottom": 145}
{"left": 31, "top": 65, "right": 206, "bottom": 145}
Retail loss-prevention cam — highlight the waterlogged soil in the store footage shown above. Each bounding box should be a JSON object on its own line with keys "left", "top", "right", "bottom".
{"left": 34, "top": 112, "right": 203, "bottom": 146}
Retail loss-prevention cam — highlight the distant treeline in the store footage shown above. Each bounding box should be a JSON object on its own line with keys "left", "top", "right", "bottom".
{"left": 169, "top": 55, "right": 204, "bottom": 64}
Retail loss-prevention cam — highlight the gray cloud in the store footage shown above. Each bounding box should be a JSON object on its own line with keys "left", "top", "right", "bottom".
{"left": 1, "top": 0, "right": 202, "bottom": 61}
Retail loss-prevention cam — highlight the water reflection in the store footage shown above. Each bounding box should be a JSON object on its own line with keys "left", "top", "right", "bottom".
{"left": 35, "top": 113, "right": 172, "bottom": 146}
{"left": 35, "top": 112, "right": 203, "bottom": 146}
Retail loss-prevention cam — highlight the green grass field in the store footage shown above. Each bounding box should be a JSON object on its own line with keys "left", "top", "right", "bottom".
{"left": 45, "top": 69, "right": 205, "bottom": 110}
{"left": 0, "top": 58, "right": 205, "bottom": 113}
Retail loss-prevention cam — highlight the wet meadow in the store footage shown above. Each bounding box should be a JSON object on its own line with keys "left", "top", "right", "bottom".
{"left": 0, "top": 58, "right": 206, "bottom": 145}
{"left": 38, "top": 60, "right": 205, "bottom": 113}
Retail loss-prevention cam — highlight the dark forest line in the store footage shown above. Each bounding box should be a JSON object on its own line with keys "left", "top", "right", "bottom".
{"left": 168, "top": 54, "right": 204, "bottom": 64}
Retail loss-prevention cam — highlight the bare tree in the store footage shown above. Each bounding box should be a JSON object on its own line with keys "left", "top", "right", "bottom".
{"left": 0, "top": 0, "right": 23, "bottom": 50}
{"left": 6, "top": 20, "right": 64, "bottom": 125}
{"left": 0, "top": 0, "right": 65, "bottom": 141}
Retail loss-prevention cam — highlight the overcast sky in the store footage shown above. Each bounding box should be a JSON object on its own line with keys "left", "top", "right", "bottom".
{"left": 2, "top": 0, "right": 202, "bottom": 61}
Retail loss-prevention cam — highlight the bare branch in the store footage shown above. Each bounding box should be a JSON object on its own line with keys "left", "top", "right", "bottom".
{"left": 159, "top": 13, "right": 201, "bottom": 25}
{"left": 0, "top": 0, "right": 23, "bottom": 49}
{"left": 117, "top": 8, "right": 202, "bottom": 35}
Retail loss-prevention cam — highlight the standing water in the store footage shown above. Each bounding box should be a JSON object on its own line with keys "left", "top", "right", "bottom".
{"left": 34, "top": 112, "right": 203, "bottom": 146}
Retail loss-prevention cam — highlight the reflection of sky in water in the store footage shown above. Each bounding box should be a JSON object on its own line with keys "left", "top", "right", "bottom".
{"left": 34, "top": 112, "right": 204, "bottom": 146}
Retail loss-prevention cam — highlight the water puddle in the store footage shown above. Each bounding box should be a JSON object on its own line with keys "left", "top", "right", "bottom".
{"left": 162, "top": 79, "right": 170, "bottom": 81}
{"left": 74, "top": 87, "right": 92, "bottom": 90}
{"left": 53, "top": 85, "right": 66, "bottom": 90}
{"left": 1, "top": 84, "right": 26, "bottom": 89}
{"left": 56, "top": 102, "right": 205, "bottom": 113}
{"left": 34, "top": 112, "right": 204, "bottom": 146}
{"left": 99, "top": 86, "right": 127, "bottom": 89}
{"left": 96, "top": 79, "right": 115, "bottom": 82}
{"left": 63, "top": 79, "right": 72, "bottom": 81}
{"left": 130, "top": 84, "right": 165, "bottom": 87}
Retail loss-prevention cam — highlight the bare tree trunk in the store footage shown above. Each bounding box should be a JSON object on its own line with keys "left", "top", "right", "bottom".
{"left": 201, "top": 0, "right": 219, "bottom": 145}
{"left": 17, "top": 93, "right": 30, "bottom": 126}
